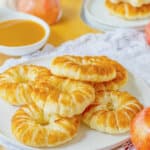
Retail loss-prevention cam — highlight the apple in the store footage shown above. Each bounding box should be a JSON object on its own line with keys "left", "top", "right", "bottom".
{"left": 145, "top": 23, "right": 150, "bottom": 45}
{"left": 16, "top": 0, "right": 61, "bottom": 24}
{"left": 130, "top": 107, "right": 150, "bottom": 150}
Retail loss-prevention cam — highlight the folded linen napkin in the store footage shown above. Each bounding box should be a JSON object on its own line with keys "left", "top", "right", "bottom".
{"left": 0, "top": 28, "right": 150, "bottom": 150}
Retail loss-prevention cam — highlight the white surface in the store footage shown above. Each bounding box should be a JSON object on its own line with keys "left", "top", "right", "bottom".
{"left": 0, "top": 29, "right": 150, "bottom": 150}
{"left": 0, "top": 8, "right": 50, "bottom": 56}
{"left": 0, "top": 56, "right": 149, "bottom": 150}
{"left": 83, "top": 0, "right": 150, "bottom": 31}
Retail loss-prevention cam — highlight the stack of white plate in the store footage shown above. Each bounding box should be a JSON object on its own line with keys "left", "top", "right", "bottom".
{"left": 81, "top": 0, "right": 150, "bottom": 31}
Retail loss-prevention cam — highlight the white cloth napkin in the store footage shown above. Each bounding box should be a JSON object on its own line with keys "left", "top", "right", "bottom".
{"left": 0, "top": 28, "right": 149, "bottom": 150}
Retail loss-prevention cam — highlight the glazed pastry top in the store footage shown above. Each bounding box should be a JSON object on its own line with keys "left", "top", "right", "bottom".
{"left": 110, "top": 0, "right": 150, "bottom": 7}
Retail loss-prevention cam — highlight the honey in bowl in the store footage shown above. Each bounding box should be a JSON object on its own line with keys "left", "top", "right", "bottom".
{"left": 0, "top": 19, "right": 46, "bottom": 46}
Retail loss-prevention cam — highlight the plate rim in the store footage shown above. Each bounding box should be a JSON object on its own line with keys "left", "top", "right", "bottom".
{"left": 84, "top": 0, "right": 150, "bottom": 28}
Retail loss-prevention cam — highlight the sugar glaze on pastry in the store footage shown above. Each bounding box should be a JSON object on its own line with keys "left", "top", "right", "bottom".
{"left": 91, "top": 56, "right": 128, "bottom": 92}
{"left": 50, "top": 55, "right": 117, "bottom": 82}
{"left": 82, "top": 91, "right": 143, "bottom": 134}
{"left": 31, "top": 76, "right": 95, "bottom": 117}
{"left": 106, "top": 0, "right": 150, "bottom": 20}
{"left": 110, "top": 0, "right": 150, "bottom": 7}
{"left": 12, "top": 103, "right": 80, "bottom": 147}
{"left": 0, "top": 65, "right": 51, "bottom": 105}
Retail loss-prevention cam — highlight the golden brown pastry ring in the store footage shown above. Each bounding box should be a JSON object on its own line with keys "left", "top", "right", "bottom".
{"left": 0, "top": 65, "right": 51, "bottom": 105}
{"left": 32, "top": 76, "right": 95, "bottom": 117}
{"left": 50, "top": 55, "right": 117, "bottom": 82}
{"left": 92, "top": 56, "right": 128, "bottom": 92}
{"left": 82, "top": 91, "right": 143, "bottom": 134}
{"left": 12, "top": 103, "right": 80, "bottom": 147}
{"left": 105, "top": 0, "right": 150, "bottom": 20}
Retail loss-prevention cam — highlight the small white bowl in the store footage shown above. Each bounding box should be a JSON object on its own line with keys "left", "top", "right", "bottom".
{"left": 0, "top": 8, "right": 50, "bottom": 56}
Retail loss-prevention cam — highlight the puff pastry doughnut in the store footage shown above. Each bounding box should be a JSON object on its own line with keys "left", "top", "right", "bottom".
{"left": 82, "top": 91, "right": 143, "bottom": 134}
{"left": 32, "top": 76, "right": 95, "bottom": 117}
{"left": 0, "top": 65, "right": 51, "bottom": 105}
{"left": 92, "top": 56, "right": 128, "bottom": 92}
{"left": 12, "top": 103, "right": 80, "bottom": 147}
{"left": 105, "top": 0, "right": 150, "bottom": 20}
{"left": 50, "top": 55, "right": 117, "bottom": 82}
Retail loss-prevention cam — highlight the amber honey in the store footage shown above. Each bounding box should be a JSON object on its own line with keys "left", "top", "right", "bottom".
{"left": 0, "top": 19, "right": 45, "bottom": 46}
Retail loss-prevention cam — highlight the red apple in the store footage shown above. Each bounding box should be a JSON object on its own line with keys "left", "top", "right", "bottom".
{"left": 16, "top": 0, "right": 61, "bottom": 24}
{"left": 145, "top": 23, "right": 150, "bottom": 45}
{"left": 130, "top": 107, "right": 150, "bottom": 150}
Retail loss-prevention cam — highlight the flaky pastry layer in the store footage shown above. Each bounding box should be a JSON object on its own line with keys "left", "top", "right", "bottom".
{"left": 91, "top": 56, "right": 128, "bottom": 92}
{"left": 32, "top": 76, "right": 95, "bottom": 117}
{"left": 105, "top": 0, "right": 150, "bottom": 19}
{"left": 12, "top": 103, "right": 80, "bottom": 147}
{"left": 50, "top": 55, "right": 117, "bottom": 82}
{"left": 0, "top": 65, "right": 51, "bottom": 105}
{"left": 82, "top": 91, "right": 143, "bottom": 134}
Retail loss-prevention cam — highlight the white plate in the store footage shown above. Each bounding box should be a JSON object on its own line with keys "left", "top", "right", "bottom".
{"left": 0, "top": 55, "right": 150, "bottom": 150}
{"left": 81, "top": 7, "right": 116, "bottom": 32}
{"left": 83, "top": 0, "right": 150, "bottom": 31}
